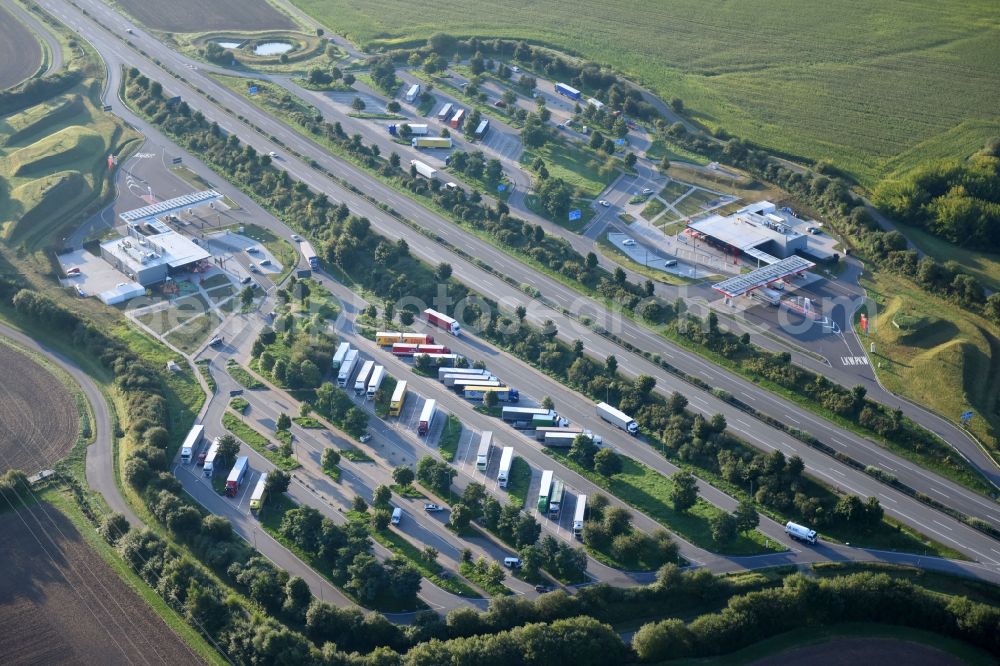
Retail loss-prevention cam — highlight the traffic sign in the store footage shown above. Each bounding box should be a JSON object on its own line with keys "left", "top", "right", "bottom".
{"left": 249, "top": 86, "right": 258, "bottom": 94}
{"left": 568, "top": 209, "right": 582, "bottom": 221}
{"left": 961, "top": 411, "right": 974, "bottom": 422}
{"left": 497, "top": 184, "right": 506, "bottom": 193}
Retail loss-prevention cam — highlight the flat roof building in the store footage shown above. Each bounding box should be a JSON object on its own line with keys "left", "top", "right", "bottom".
{"left": 687, "top": 201, "right": 807, "bottom": 259}
{"left": 100, "top": 225, "right": 209, "bottom": 286}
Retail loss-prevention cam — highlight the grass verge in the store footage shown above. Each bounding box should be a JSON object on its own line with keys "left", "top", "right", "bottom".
{"left": 222, "top": 411, "right": 300, "bottom": 471}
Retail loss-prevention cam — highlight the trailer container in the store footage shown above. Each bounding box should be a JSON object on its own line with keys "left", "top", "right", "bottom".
{"left": 404, "top": 333, "right": 434, "bottom": 344}
{"left": 392, "top": 343, "right": 452, "bottom": 356}
{"left": 389, "top": 380, "right": 408, "bottom": 416}
{"left": 548, "top": 479, "right": 565, "bottom": 516}
{"left": 497, "top": 446, "right": 514, "bottom": 488}
{"left": 476, "top": 431, "right": 493, "bottom": 471}
{"left": 417, "top": 399, "right": 436, "bottom": 436}
{"left": 414, "top": 353, "right": 461, "bottom": 365}
{"left": 436, "top": 103, "right": 453, "bottom": 121}
{"left": 250, "top": 473, "right": 268, "bottom": 515}
{"left": 449, "top": 108, "right": 465, "bottom": 129}
{"left": 424, "top": 308, "right": 461, "bottom": 335}
{"left": 438, "top": 367, "right": 486, "bottom": 381}
{"left": 534, "top": 426, "right": 581, "bottom": 442}
{"left": 596, "top": 401, "right": 639, "bottom": 435}
{"left": 405, "top": 83, "right": 420, "bottom": 102}
{"left": 532, "top": 412, "right": 559, "bottom": 428}
{"left": 354, "top": 360, "right": 375, "bottom": 395}
{"left": 410, "top": 160, "right": 438, "bottom": 179}
{"left": 412, "top": 137, "right": 453, "bottom": 149}
{"left": 202, "top": 438, "right": 221, "bottom": 477}
{"left": 301, "top": 241, "right": 318, "bottom": 269}
{"left": 537, "top": 470, "right": 554, "bottom": 513}
{"left": 180, "top": 424, "right": 204, "bottom": 464}
{"left": 503, "top": 406, "right": 556, "bottom": 429}
{"left": 225, "top": 456, "right": 249, "bottom": 497}
{"left": 332, "top": 342, "right": 351, "bottom": 370}
{"left": 573, "top": 495, "right": 587, "bottom": 538}
{"left": 785, "top": 521, "right": 818, "bottom": 544}
{"left": 404, "top": 123, "right": 429, "bottom": 135}
{"left": 463, "top": 385, "right": 520, "bottom": 402}
{"left": 376, "top": 331, "right": 403, "bottom": 346}
{"left": 450, "top": 378, "right": 501, "bottom": 392}
{"left": 586, "top": 97, "right": 604, "bottom": 110}
{"left": 366, "top": 365, "right": 386, "bottom": 398}
{"left": 442, "top": 370, "right": 491, "bottom": 386}
{"left": 555, "top": 82, "right": 582, "bottom": 100}
{"left": 474, "top": 118, "right": 490, "bottom": 139}
{"left": 337, "top": 349, "right": 358, "bottom": 387}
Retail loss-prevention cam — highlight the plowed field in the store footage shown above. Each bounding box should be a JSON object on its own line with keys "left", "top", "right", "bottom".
{"left": 116, "top": 0, "right": 293, "bottom": 32}
{"left": 0, "top": 503, "right": 203, "bottom": 665}
{"left": 0, "top": 6, "right": 42, "bottom": 90}
{"left": 0, "top": 340, "right": 78, "bottom": 473}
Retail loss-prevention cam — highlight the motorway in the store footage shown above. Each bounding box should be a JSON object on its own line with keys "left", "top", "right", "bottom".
{"left": 42, "top": 0, "right": 1000, "bottom": 572}
{"left": 68, "top": 0, "right": 998, "bottom": 497}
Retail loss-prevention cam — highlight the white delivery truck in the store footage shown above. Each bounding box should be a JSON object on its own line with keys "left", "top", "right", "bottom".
{"left": 596, "top": 402, "right": 639, "bottom": 435}
{"left": 497, "top": 446, "right": 514, "bottom": 488}
{"left": 751, "top": 287, "right": 782, "bottom": 306}
{"left": 405, "top": 83, "right": 420, "bottom": 102}
{"left": 785, "top": 521, "right": 818, "bottom": 544}
{"left": 337, "top": 349, "right": 358, "bottom": 387}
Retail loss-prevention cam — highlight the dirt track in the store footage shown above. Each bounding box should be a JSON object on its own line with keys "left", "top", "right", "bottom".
{"left": 0, "top": 5, "right": 42, "bottom": 90}
{"left": 754, "top": 636, "right": 964, "bottom": 666}
{"left": 0, "top": 340, "right": 78, "bottom": 474}
{"left": 115, "top": 0, "right": 293, "bottom": 32}
{"left": 0, "top": 503, "right": 204, "bottom": 665}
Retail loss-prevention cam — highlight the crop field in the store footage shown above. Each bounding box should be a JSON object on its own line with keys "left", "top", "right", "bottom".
{"left": 0, "top": 339, "right": 78, "bottom": 474}
{"left": 0, "top": 503, "right": 202, "bottom": 665}
{"left": 293, "top": 0, "right": 1000, "bottom": 187}
{"left": 0, "top": 6, "right": 42, "bottom": 91}
{"left": 113, "top": 0, "right": 294, "bottom": 32}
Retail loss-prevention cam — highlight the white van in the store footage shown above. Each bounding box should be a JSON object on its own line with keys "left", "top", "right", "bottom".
{"left": 503, "top": 556, "right": 522, "bottom": 569}
{"left": 391, "top": 507, "right": 402, "bottom": 525}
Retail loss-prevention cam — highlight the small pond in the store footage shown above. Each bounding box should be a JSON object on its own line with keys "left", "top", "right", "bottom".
{"left": 254, "top": 41, "right": 293, "bottom": 56}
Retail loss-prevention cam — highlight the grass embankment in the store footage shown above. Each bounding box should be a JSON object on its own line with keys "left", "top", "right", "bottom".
{"left": 545, "top": 450, "right": 780, "bottom": 557}
{"left": 0, "top": 37, "right": 139, "bottom": 248}
{"left": 863, "top": 272, "right": 1000, "bottom": 463}
{"left": 222, "top": 411, "right": 300, "bottom": 471}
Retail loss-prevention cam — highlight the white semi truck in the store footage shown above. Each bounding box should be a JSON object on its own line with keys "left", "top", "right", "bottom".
{"left": 337, "top": 349, "right": 358, "bottom": 387}
{"left": 596, "top": 401, "right": 638, "bottom": 435}
{"left": 497, "top": 446, "right": 514, "bottom": 488}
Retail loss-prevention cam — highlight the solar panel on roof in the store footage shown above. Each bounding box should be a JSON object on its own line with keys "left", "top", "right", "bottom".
{"left": 712, "top": 256, "right": 814, "bottom": 297}
{"left": 119, "top": 190, "right": 222, "bottom": 223}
